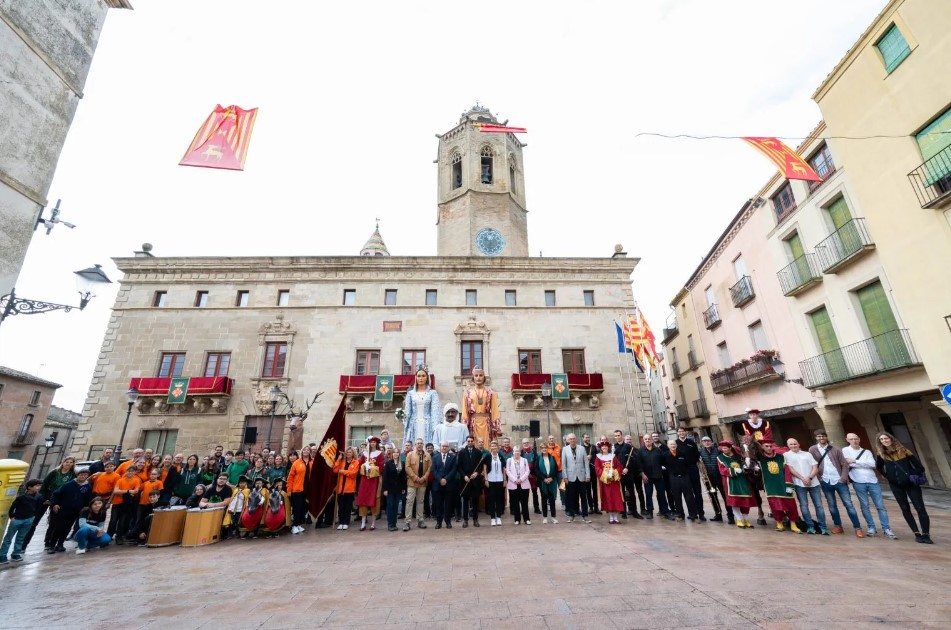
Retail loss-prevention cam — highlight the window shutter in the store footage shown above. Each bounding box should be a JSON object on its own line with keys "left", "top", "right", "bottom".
{"left": 876, "top": 25, "right": 911, "bottom": 73}
{"left": 857, "top": 282, "right": 898, "bottom": 337}
{"left": 809, "top": 308, "right": 840, "bottom": 353}
{"left": 786, "top": 233, "right": 805, "bottom": 260}
{"left": 826, "top": 197, "right": 852, "bottom": 229}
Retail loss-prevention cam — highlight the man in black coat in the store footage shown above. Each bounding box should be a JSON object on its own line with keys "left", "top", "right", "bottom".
{"left": 638, "top": 433, "right": 672, "bottom": 519}
{"left": 698, "top": 435, "right": 730, "bottom": 523}
{"left": 676, "top": 427, "right": 707, "bottom": 521}
{"left": 663, "top": 440, "right": 701, "bottom": 521}
{"left": 430, "top": 441, "right": 458, "bottom": 529}
{"left": 612, "top": 430, "right": 644, "bottom": 520}
{"left": 456, "top": 436, "right": 485, "bottom": 527}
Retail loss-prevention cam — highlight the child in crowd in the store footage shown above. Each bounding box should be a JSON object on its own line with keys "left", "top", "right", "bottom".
{"left": 185, "top": 484, "right": 205, "bottom": 508}
{"left": 262, "top": 478, "right": 291, "bottom": 537}
{"left": 223, "top": 476, "right": 249, "bottom": 539}
{"left": 138, "top": 467, "right": 164, "bottom": 528}
{"left": 91, "top": 461, "right": 120, "bottom": 504}
{"left": 75, "top": 496, "right": 111, "bottom": 554}
{"left": 239, "top": 478, "right": 269, "bottom": 538}
{"left": 126, "top": 490, "right": 160, "bottom": 546}
{"left": 109, "top": 465, "right": 142, "bottom": 544}
{"left": 0, "top": 479, "right": 43, "bottom": 564}
{"left": 49, "top": 467, "right": 95, "bottom": 553}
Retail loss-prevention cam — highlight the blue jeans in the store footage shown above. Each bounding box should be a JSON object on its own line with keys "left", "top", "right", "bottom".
{"left": 0, "top": 517, "right": 33, "bottom": 558}
{"left": 794, "top": 485, "right": 827, "bottom": 531}
{"left": 74, "top": 527, "right": 111, "bottom": 550}
{"left": 385, "top": 492, "right": 400, "bottom": 528}
{"left": 819, "top": 480, "right": 860, "bottom": 529}
{"left": 851, "top": 481, "right": 890, "bottom": 531}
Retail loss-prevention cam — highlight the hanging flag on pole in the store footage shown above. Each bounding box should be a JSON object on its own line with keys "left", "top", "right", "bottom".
{"left": 179, "top": 105, "right": 259, "bottom": 171}
{"left": 741, "top": 137, "right": 822, "bottom": 182}
{"left": 307, "top": 395, "right": 347, "bottom": 518}
{"left": 474, "top": 123, "right": 527, "bottom": 134}
{"left": 617, "top": 321, "right": 645, "bottom": 372}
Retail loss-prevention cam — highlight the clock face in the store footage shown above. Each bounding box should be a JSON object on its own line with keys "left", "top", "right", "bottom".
{"left": 475, "top": 228, "right": 506, "bottom": 256}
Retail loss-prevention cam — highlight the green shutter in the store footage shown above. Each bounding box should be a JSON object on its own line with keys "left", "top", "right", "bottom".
{"left": 810, "top": 307, "right": 849, "bottom": 382}
{"left": 826, "top": 196, "right": 863, "bottom": 258}
{"left": 857, "top": 281, "right": 909, "bottom": 369}
{"left": 876, "top": 25, "right": 911, "bottom": 73}
{"left": 786, "top": 233, "right": 805, "bottom": 260}
{"left": 826, "top": 197, "right": 852, "bottom": 229}
{"left": 916, "top": 107, "right": 951, "bottom": 186}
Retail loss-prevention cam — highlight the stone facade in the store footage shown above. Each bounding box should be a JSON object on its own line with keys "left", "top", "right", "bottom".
{"left": 0, "top": 365, "right": 60, "bottom": 461}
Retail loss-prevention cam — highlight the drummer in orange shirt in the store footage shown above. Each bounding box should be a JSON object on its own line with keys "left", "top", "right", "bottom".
{"left": 90, "top": 461, "right": 120, "bottom": 505}
{"left": 108, "top": 467, "right": 142, "bottom": 543}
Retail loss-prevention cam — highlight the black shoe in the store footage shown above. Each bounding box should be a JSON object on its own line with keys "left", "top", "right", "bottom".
{"left": 621, "top": 513, "right": 628, "bottom": 520}
{"left": 446, "top": 522, "right": 453, "bottom": 529}
{"left": 54, "top": 545, "right": 66, "bottom": 553}
{"left": 921, "top": 534, "right": 933, "bottom": 544}
{"left": 45, "top": 548, "right": 56, "bottom": 555}
{"left": 698, "top": 515, "right": 707, "bottom": 522}
{"left": 473, "top": 520, "right": 480, "bottom": 527}
{"left": 645, "top": 513, "right": 653, "bottom": 520}
{"left": 631, "top": 512, "right": 644, "bottom": 520}
{"left": 435, "top": 523, "right": 442, "bottom": 530}
{"left": 454, "top": 517, "right": 461, "bottom": 523}
{"left": 711, "top": 514, "right": 723, "bottom": 522}
{"left": 462, "top": 521, "right": 469, "bottom": 528}
{"left": 757, "top": 517, "right": 767, "bottom": 526}
{"left": 388, "top": 526, "right": 398, "bottom": 532}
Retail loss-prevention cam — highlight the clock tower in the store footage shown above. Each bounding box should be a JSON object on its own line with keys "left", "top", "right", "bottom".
{"left": 436, "top": 105, "right": 528, "bottom": 257}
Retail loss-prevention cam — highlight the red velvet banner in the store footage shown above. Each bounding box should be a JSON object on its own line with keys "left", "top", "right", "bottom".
{"left": 338, "top": 374, "right": 435, "bottom": 394}
{"left": 129, "top": 377, "right": 233, "bottom": 396}
{"left": 510, "top": 373, "right": 603, "bottom": 391}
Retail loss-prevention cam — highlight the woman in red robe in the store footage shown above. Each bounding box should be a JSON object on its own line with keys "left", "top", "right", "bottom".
{"left": 356, "top": 436, "right": 384, "bottom": 531}
{"left": 594, "top": 441, "right": 624, "bottom": 524}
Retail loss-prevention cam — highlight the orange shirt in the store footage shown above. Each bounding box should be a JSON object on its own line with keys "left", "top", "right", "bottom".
{"left": 116, "top": 460, "right": 133, "bottom": 476}
{"left": 160, "top": 468, "right": 169, "bottom": 484}
{"left": 287, "top": 458, "right": 312, "bottom": 494}
{"left": 334, "top": 459, "right": 360, "bottom": 494}
{"left": 140, "top": 479, "right": 164, "bottom": 505}
{"left": 112, "top": 476, "right": 141, "bottom": 505}
{"left": 91, "top": 471, "right": 120, "bottom": 496}
{"left": 134, "top": 469, "right": 150, "bottom": 484}
{"left": 548, "top": 443, "right": 563, "bottom": 471}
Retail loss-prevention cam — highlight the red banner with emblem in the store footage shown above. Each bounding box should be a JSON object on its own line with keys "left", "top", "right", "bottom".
{"left": 742, "top": 137, "right": 822, "bottom": 182}
{"left": 179, "top": 105, "right": 259, "bottom": 171}
{"left": 474, "top": 123, "right": 527, "bottom": 133}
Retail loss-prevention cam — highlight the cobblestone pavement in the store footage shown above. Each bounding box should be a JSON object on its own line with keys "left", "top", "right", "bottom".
{"left": 2, "top": 495, "right": 949, "bottom": 629}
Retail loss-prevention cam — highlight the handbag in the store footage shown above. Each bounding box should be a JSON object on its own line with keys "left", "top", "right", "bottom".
{"left": 895, "top": 458, "right": 927, "bottom": 486}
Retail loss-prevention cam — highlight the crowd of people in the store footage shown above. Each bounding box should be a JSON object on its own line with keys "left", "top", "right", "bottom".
{"left": 0, "top": 408, "right": 936, "bottom": 563}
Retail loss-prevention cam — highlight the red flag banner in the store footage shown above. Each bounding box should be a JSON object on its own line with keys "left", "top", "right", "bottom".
{"left": 307, "top": 394, "right": 347, "bottom": 518}
{"left": 474, "top": 123, "right": 527, "bottom": 133}
{"left": 179, "top": 104, "right": 259, "bottom": 171}
{"left": 742, "top": 137, "right": 822, "bottom": 182}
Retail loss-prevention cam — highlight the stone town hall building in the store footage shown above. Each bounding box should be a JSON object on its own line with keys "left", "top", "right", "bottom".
{"left": 72, "top": 106, "right": 652, "bottom": 458}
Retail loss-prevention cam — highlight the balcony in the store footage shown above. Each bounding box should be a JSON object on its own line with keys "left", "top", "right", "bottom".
{"left": 798, "top": 329, "right": 920, "bottom": 389}
{"left": 687, "top": 350, "right": 699, "bottom": 370}
{"left": 671, "top": 360, "right": 681, "bottom": 379}
{"left": 129, "top": 376, "right": 234, "bottom": 415}
{"left": 675, "top": 403, "right": 690, "bottom": 421}
{"left": 710, "top": 353, "right": 779, "bottom": 394}
{"left": 908, "top": 145, "right": 951, "bottom": 209}
{"left": 509, "top": 373, "right": 605, "bottom": 410}
{"left": 702, "top": 304, "right": 721, "bottom": 329}
{"left": 778, "top": 254, "right": 822, "bottom": 297}
{"left": 12, "top": 431, "right": 36, "bottom": 446}
{"left": 662, "top": 323, "right": 679, "bottom": 344}
{"left": 729, "top": 276, "right": 755, "bottom": 307}
{"left": 815, "top": 218, "right": 875, "bottom": 273}
{"left": 692, "top": 398, "right": 710, "bottom": 418}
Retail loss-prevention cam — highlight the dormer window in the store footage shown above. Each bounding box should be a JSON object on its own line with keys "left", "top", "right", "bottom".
{"left": 480, "top": 146, "right": 493, "bottom": 184}
{"left": 451, "top": 151, "right": 462, "bottom": 189}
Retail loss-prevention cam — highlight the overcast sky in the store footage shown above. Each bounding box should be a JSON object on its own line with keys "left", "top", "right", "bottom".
{"left": 1, "top": 0, "right": 886, "bottom": 412}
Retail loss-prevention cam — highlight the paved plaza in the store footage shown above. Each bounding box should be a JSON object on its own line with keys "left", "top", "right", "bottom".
{"left": 2, "top": 495, "right": 950, "bottom": 629}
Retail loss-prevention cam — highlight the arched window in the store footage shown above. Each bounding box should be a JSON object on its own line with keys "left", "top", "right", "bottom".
{"left": 508, "top": 153, "right": 517, "bottom": 194}
{"left": 451, "top": 151, "right": 462, "bottom": 190}
{"left": 480, "top": 146, "right": 494, "bottom": 184}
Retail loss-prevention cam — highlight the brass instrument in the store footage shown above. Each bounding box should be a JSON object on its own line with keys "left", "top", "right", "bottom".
{"left": 697, "top": 460, "right": 722, "bottom": 515}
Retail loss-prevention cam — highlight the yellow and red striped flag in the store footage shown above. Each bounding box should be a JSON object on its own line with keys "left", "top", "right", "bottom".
{"left": 179, "top": 104, "right": 259, "bottom": 171}
{"left": 742, "top": 137, "right": 822, "bottom": 182}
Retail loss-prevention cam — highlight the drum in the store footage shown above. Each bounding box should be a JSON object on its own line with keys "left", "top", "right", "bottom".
{"left": 181, "top": 507, "right": 225, "bottom": 547}
{"left": 147, "top": 506, "right": 187, "bottom": 547}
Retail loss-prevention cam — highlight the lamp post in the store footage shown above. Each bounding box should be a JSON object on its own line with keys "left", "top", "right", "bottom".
{"left": 114, "top": 386, "right": 140, "bottom": 465}
{"left": 0, "top": 264, "right": 112, "bottom": 326}
{"left": 36, "top": 434, "right": 56, "bottom": 478}
{"left": 770, "top": 357, "right": 804, "bottom": 385}
{"left": 266, "top": 385, "right": 283, "bottom": 450}
{"left": 541, "top": 380, "right": 552, "bottom": 437}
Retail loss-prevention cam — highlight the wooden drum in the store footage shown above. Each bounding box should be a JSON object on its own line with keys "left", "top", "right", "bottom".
{"left": 146, "top": 506, "right": 188, "bottom": 547}
{"left": 181, "top": 507, "right": 225, "bottom": 547}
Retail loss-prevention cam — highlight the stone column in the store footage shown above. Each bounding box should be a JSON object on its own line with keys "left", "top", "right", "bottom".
{"left": 815, "top": 405, "right": 845, "bottom": 446}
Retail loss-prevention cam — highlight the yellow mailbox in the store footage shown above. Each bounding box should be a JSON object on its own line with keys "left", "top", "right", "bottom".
{"left": 0, "top": 459, "right": 30, "bottom": 533}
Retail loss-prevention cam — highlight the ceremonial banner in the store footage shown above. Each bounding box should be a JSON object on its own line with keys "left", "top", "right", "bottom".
{"left": 374, "top": 375, "right": 394, "bottom": 402}
{"left": 167, "top": 378, "right": 190, "bottom": 404}
{"left": 308, "top": 395, "right": 347, "bottom": 518}
{"left": 742, "top": 137, "right": 822, "bottom": 182}
{"left": 474, "top": 123, "right": 527, "bottom": 133}
{"left": 179, "top": 105, "right": 259, "bottom": 171}
{"left": 551, "top": 373, "right": 570, "bottom": 400}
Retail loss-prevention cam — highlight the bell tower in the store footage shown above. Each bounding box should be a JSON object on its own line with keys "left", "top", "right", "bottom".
{"left": 436, "top": 105, "right": 528, "bottom": 257}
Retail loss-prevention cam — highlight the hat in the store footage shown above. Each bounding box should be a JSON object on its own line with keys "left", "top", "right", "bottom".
{"left": 443, "top": 402, "right": 460, "bottom": 415}
{"left": 367, "top": 436, "right": 381, "bottom": 444}
{"left": 238, "top": 475, "right": 250, "bottom": 483}
{"left": 760, "top": 439, "right": 776, "bottom": 446}
{"left": 700, "top": 436, "right": 713, "bottom": 442}
{"left": 596, "top": 440, "right": 611, "bottom": 449}
{"left": 254, "top": 477, "right": 268, "bottom": 485}
{"left": 718, "top": 440, "right": 735, "bottom": 449}
{"left": 75, "top": 466, "right": 90, "bottom": 475}
{"left": 745, "top": 407, "right": 760, "bottom": 415}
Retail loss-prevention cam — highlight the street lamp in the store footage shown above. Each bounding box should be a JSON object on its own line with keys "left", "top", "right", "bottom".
{"left": 266, "top": 385, "right": 284, "bottom": 450}
{"left": 114, "top": 386, "right": 140, "bottom": 464}
{"left": 35, "top": 434, "right": 57, "bottom": 477}
{"left": 0, "top": 263, "right": 112, "bottom": 326}
{"left": 540, "top": 380, "right": 552, "bottom": 437}
{"left": 770, "top": 358, "right": 804, "bottom": 385}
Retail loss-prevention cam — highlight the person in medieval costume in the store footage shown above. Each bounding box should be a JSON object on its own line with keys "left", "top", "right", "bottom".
{"left": 261, "top": 478, "right": 291, "bottom": 537}
{"left": 462, "top": 367, "right": 501, "bottom": 447}
{"left": 356, "top": 436, "right": 385, "bottom": 531}
{"left": 222, "top": 476, "right": 249, "bottom": 539}
{"left": 758, "top": 440, "right": 802, "bottom": 533}
{"left": 239, "top": 478, "right": 269, "bottom": 538}
{"left": 717, "top": 441, "right": 759, "bottom": 529}
{"left": 402, "top": 368, "right": 441, "bottom": 446}
{"left": 594, "top": 441, "right": 624, "bottom": 524}
{"left": 742, "top": 408, "right": 773, "bottom": 443}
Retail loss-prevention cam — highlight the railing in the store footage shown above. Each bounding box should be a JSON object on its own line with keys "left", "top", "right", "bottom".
{"left": 778, "top": 254, "right": 822, "bottom": 296}
{"left": 687, "top": 350, "right": 699, "bottom": 370}
{"left": 671, "top": 361, "right": 681, "bottom": 379}
{"left": 702, "top": 304, "right": 721, "bottom": 329}
{"left": 908, "top": 144, "right": 951, "bottom": 208}
{"left": 729, "top": 276, "right": 755, "bottom": 307}
{"left": 675, "top": 403, "right": 689, "bottom": 421}
{"left": 692, "top": 398, "right": 710, "bottom": 417}
{"left": 128, "top": 376, "right": 234, "bottom": 395}
{"left": 12, "top": 431, "right": 36, "bottom": 446}
{"left": 798, "top": 329, "right": 920, "bottom": 389}
{"left": 662, "top": 325, "right": 679, "bottom": 343}
{"left": 711, "top": 355, "right": 778, "bottom": 394}
{"left": 815, "top": 218, "right": 874, "bottom": 273}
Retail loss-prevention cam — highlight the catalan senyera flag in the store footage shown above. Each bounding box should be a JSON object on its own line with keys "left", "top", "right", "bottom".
{"left": 638, "top": 312, "right": 659, "bottom": 370}
{"left": 625, "top": 312, "right": 658, "bottom": 373}
{"left": 179, "top": 105, "right": 259, "bottom": 171}
{"left": 308, "top": 394, "right": 347, "bottom": 519}
{"left": 742, "top": 137, "right": 822, "bottom": 182}
{"left": 474, "top": 123, "right": 527, "bottom": 133}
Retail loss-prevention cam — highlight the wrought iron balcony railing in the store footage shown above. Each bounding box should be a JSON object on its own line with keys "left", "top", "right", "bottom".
{"left": 711, "top": 355, "right": 778, "bottom": 394}
{"left": 815, "top": 218, "right": 875, "bottom": 273}
{"left": 675, "top": 403, "right": 689, "bottom": 421}
{"left": 662, "top": 324, "right": 679, "bottom": 344}
{"left": 693, "top": 398, "right": 710, "bottom": 417}
{"left": 729, "top": 276, "right": 755, "bottom": 307}
{"left": 702, "top": 304, "right": 721, "bottom": 329}
{"left": 687, "top": 350, "right": 699, "bottom": 370}
{"left": 798, "top": 329, "right": 920, "bottom": 389}
{"left": 908, "top": 144, "right": 951, "bottom": 209}
{"left": 671, "top": 361, "right": 681, "bottom": 379}
{"left": 12, "top": 430, "right": 36, "bottom": 446}
{"left": 778, "top": 254, "right": 822, "bottom": 296}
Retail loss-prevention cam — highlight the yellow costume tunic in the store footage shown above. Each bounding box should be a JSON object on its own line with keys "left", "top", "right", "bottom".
{"left": 462, "top": 385, "right": 500, "bottom": 446}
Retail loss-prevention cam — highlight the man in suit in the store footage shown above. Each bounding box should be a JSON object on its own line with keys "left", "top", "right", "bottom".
{"left": 457, "top": 435, "right": 485, "bottom": 527}
{"left": 404, "top": 438, "right": 432, "bottom": 531}
{"left": 560, "top": 433, "right": 591, "bottom": 523}
{"left": 613, "top": 430, "right": 645, "bottom": 521}
{"left": 431, "top": 440, "right": 458, "bottom": 529}
{"left": 676, "top": 427, "right": 706, "bottom": 521}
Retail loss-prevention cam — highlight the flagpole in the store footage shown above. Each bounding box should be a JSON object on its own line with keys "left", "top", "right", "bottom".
{"left": 614, "top": 323, "right": 633, "bottom": 440}
{"left": 619, "top": 313, "right": 641, "bottom": 440}
{"left": 623, "top": 309, "right": 645, "bottom": 439}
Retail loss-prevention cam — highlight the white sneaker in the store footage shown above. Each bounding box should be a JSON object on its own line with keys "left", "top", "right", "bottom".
{"left": 567, "top": 517, "right": 574, "bottom": 523}
{"left": 543, "top": 517, "right": 549, "bottom": 524}
{"left": 866, "top": 528, "right": 876, "bottom": 537}
{"left": 525, "top": 520, "right": 532, "bottom": 525}
{"left": 75, "top": 548, "right": 86, "bottom": 555}
{"left": 515, "top": 521, "right": 520, "bottom": 526}
{"left": 494, "top": 518, "right": 500, "bottom": 526}
{"left": 551, "top": 518, "right": 558, "bottom": 524}
{"left": 884, "top": 528, "right": 897, "bottom": 539}
{"left": 343, "top": 524, "right": 349, "bottom": 530}
{"left": 583, "top": 517, "right": 592, "bottom": 524}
